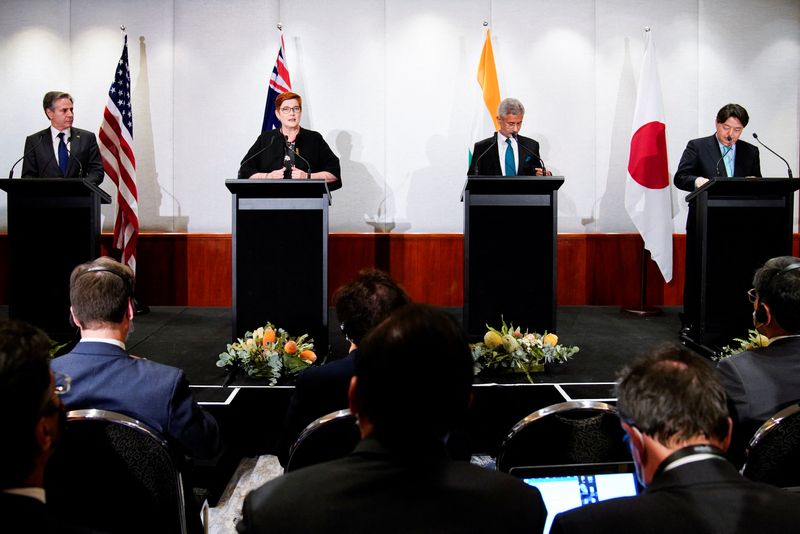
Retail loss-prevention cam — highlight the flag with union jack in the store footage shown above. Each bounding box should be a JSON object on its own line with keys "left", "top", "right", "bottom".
{"left": 99, "top": 34, "right": 139, "bottom": 273}
{"left": 262, "top": 33, "right": 292, "bottom": 131}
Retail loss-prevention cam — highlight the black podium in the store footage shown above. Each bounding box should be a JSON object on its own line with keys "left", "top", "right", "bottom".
{"left": 462, "top": 176, "right": 564, "bottom": 339}
{"left": 0, "top": 178, "right": 110, "bottom": 340}
{"left": 683, "top": 177, "right": 799, "bottom": 351}
{"left": 226, "top": 179, "right": 330, "bottom": 350}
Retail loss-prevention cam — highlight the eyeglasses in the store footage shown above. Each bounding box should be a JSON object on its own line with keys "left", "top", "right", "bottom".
{"left": 54, "top": 371, "right": 71, "bottom": 395}
{"left": 747, "top": 288, "right": 758, "bottom": 304}
{"left": 279, "top": 106, "right": 301, "bottom": 114}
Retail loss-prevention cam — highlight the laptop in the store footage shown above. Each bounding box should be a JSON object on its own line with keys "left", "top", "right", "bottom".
{"left": 511, "top": 462, "right": 641, "bottom": 532}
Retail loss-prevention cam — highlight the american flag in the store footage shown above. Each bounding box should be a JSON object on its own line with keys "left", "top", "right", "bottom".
{"left": 99, "top": 35, "right": 139, "bottom": 273}
{"left": 261, "top": 33, "right": 292, "bottom": 131}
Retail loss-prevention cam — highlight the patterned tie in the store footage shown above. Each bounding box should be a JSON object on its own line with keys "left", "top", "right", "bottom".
{"left": 57, "top": 132, "right": 69, "bottom": 176}
{"left": 505, "top": 138, "right": 516, "bottom": 176}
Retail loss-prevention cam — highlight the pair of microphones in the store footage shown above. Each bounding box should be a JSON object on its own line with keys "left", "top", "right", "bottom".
{"left": 715, "top": 133, "right": 793, "bottom": 178}
{"left": 7, "top": 132, "right": 84, "bottom": 178}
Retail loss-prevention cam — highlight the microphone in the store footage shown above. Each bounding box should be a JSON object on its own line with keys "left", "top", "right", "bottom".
{"left": 8, "top": 133, "right": 46, "bottom": 178}
{"left": 469, "top": 136, "right": 498, "bottom": 175}
{"left": 513, "top": 133, "right": 547, "bottom": 175}
{"left": 752, "top": 133, "right": 793, "bottom": 178}
{"left": 714, "top": 145, "right": 732, "bottom": 177}
{"left": 292, "top": 146, "right": 313, "bottom": 177}
{"left": 237, "top": 128, "right": 280, "bottom": 179}
{"left": 67, "top": 136, "right": 84, "bottom": 178}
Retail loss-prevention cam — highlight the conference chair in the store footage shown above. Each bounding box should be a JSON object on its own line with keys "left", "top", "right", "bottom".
{"left": 44, "top": 408, "right": 196, "bottom": 534}
{"left": 496, "top": 400, "right": 631, "bottom": 473}
{"left": 285, "top": 408, "right": 360, "bottom": 473}
{"left": 742, "top": 402, "right": 800, "bottom": 488}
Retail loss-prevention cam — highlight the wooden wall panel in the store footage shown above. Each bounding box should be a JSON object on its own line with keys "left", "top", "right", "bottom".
{"left": 2, "top": 233, "right": 797, "bottom": 308}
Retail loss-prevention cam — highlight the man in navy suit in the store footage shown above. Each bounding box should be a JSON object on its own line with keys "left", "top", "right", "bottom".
{"left": 674, "top": 103, "right": 762, "bottom": 334}
{"left": 0, "top": 320, "right": 65, "bottom": 533}
{"left": 468, "top": 97, "right": 551, "bottom": 177}
{"left": 239, "top": 304, "right": 547, "bottom": 533}
{"left": 550, "top": 346, "right": 800, "bottom": 534}
{"left": 50, "top": 256, "right": 221, "bottom": 460}
{"left": 278, "top": 269, "right": 410, "bottom": 465}
{"left": 21, "top": 91, "right": 104, "bottom": 184}
{"left": 718, "top": 256, "right": 800, "bottom": 465}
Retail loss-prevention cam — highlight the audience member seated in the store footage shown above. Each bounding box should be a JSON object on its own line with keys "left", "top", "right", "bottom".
{"left": 278, "top": 268, "right": 410, "bottom": 465}
{"left": 51, "top": 256, "right": 221, "bottom": 460}
{"left": 550, "top": 345, "right": 800, "bottom": 534}
{"left": 238, "top": 304, "right": 547, "bottom": 533}
{"left": 717, "top": 256, "right": 800, "bottom": 465}
{"left": 0, "top": 320, "right": 65, "bottom": 533}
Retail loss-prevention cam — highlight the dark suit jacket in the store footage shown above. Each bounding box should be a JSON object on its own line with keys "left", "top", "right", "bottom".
{"left": 21, "top": 127, "right": 105, "bottom": 184}
{"left": 468, "top": 133, "right": 543, "bottom": 176}
{"left": 550, "top": 458, "right": 800, "bottom": 533}
{"left": 50, "top": 341, "right": 221, "bottom": 459}
{"left": 278, "top": 352, "right": 355, "bottom": 466}
{"left": 238, "top": 127, "right": 342, "bottom": 191}
{"left": 0, "top": 492, "right": 52, "bottom": 533}
{"left": 717, "top": 336, "right": 800, "bottom": 464}
{"left": 238, "top": 437, "right": 547, "bottom": 534}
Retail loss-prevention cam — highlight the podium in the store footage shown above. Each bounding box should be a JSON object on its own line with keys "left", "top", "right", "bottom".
{"left": 683, "top": 177, "right": 799, "bottom": 350}
{"left": 0, "top": 178, "right": 110, "bottom": 340}
{"left": 226, "top": 179, "right": 330, "bottom": 350}
{"left": 462, "top": 176, "right": 564, "bottom": 339}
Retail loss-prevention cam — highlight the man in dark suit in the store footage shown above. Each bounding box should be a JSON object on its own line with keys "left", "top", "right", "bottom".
{"left": 50, "top": 256, "right": 221, "bottom": 460}
{"left": 550, "top": 346, "right": 800, "bottom": 534}
{"left": 718, "top": 256, "right": 800, "bottom": 464}
{"left": 21, "top": 91, "right": 104, "bottom": 184}
{"left": 0, "top": 320, "right": 65, "bottom": 533}
{"left": 278, "top": 269, "right": 410, "bottom": 466}
{"left": 674, "top": 103, "right": 762, "bottom": 334}
{"left": 468, "top": 97, "right": 551, "bottom": 177}
{"left": 238, "top": 304, "right": 547, "bottom": 533}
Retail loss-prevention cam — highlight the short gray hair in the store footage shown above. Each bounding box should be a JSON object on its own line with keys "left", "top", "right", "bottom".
{"left": 498, "top": 98, "right": 525, "bottom": 117}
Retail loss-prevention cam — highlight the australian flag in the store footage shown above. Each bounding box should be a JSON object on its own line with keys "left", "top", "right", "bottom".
{"left": 262, "top": 33, "right": 292, "bottom": 132}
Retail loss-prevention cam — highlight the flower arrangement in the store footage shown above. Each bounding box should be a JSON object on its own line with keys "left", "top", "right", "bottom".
{"left": 216, "top": 322, "right": 316, "bottom": 385}
{"left": 471, "top": 319, "right": 579, "bottom": 383}
{"left": 716, "top": 329, "right": 770, "bottom": 361}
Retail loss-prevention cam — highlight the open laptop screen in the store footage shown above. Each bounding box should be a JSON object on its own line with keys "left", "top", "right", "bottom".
{"left": 510, "top": 462, "right": 640, "bottom": 532}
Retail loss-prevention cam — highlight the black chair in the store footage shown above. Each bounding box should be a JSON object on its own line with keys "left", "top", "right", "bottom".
{"left": 285, "top": 408, "right": 360, "bottom": 473}
{"left": 496, "top": 400, "right": 631, "bottom": 473}
{"left": 45, "top": 409, "right": 195, "bottom": 534}
{"left": 742, "top": 403, "right": 800, "bottom": 487}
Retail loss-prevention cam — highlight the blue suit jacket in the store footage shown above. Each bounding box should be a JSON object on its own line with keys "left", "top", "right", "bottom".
{"left": 51, "top": 341, "right": 221, "bottom": 459}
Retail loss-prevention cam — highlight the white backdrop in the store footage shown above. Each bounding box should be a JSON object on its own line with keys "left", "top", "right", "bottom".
{"left": 1, "top": 0, "right": 797, "bottom": 234}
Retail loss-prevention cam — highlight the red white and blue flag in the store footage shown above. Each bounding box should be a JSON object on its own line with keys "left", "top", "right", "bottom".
{"left": 262, "top": 33, "right": 292, "bottom": 131}
{"left": 99, "top": 34, "right": 139, "bottom": 273}
{"left": 625, "top": 29, "right": 672, "bottom": 282}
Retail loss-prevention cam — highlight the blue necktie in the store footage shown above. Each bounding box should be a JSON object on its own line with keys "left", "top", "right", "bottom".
{"left": 58, "top": 132, "right": 69, "bottom": 176}
{"left": 722, "top": 146, "right": 734, "bottom": 177}
{"left": 505, "top": 138, "right": 516, "bottom": 176}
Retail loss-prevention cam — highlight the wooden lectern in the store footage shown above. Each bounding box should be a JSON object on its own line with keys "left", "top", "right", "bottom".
{"left": 683, "top": 177, "right": 799, "bottom": 351}
{"left": 0, "top": 178, "right": 110, "bottom": 340}
{"left": 462, "top": 176, "right": 564, "bottom": 339}
{"left": 226, "top": 179, "right": 330, "bottom": 350}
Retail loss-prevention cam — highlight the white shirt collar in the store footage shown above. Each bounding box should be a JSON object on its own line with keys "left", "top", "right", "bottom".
{"left": 80, "top": 337, "right": 127, "bottom": 350}
{"left": 50, "top": 125, "right": 71, "bottom": 141}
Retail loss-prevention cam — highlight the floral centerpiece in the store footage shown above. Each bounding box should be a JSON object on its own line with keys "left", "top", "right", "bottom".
{"left": 471, "top": 319, "right": 579, "bottom": 383}
{"left": 216, "top": 322, "right": 316, "bottom": 385}
{"left": 716, "top": 329, "right": 769, "bottom": 361}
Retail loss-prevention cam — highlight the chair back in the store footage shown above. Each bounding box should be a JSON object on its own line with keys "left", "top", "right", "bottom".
{"left": 742, "top": 402, "right": 800, "bottom": 487}
{"left": 285, "top": 409, "right": 360, "bottom": 473}
{"left": 45, "top": 409, "right": 189, "bottom": 534}
{"left": 496, "top": 400, "right": 631, "bottom": 473}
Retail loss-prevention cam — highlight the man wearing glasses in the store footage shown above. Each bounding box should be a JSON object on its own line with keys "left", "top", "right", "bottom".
{"left": 717, "top": 255, "right": 800, "bottom": 465}
{"left": 0, "top": 320, "right": 67, "bottom": 532}
{"left": 238, "top": 91, "right": 342, "bottom": 190}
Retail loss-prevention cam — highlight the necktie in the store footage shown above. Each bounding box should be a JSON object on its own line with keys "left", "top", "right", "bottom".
{"left": 58, "top": 132, "right": 69, "bottom": 176}
{"left": 505, "top": 138, "right": 516, "bottom": 177}
{"left": 723, "top": 146, "right": 734, "bottom": 177}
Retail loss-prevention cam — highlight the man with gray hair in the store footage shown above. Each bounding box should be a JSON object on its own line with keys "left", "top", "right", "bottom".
{"left": 468, "top": 97, "right": 551, "bottom": 177}
{"left": 550, "top": 346, "right": 800, "bottom": 533}
{"left": 21, "top": 91, "right": 104, "bottom": 183}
